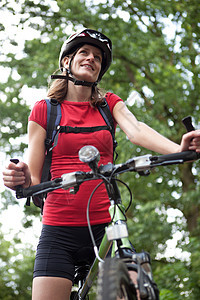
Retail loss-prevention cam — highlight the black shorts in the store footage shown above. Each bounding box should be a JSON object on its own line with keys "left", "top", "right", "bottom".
{"left": 33, "top": 223, "right": 107, "bottom": 282}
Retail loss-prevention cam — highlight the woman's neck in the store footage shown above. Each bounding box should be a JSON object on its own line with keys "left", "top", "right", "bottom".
{"left": 65, "top": 82, "right": 92, "bottom": 102}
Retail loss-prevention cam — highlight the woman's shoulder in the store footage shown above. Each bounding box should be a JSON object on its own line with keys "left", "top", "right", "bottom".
{"left": 104, "top": 92, "right": 123, "bottom": 112}
{"left": 29, "top": 99, "right": 48, "bottom": 129}
{"left": 32, "top": 99, "right": 47, "bottom": 109}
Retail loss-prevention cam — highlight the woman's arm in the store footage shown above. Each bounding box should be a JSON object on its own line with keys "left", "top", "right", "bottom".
{"left": 27, "top": 121, "right": 46, "bottom": 186}
{"left": 113, "top": 101, "right": 200, "bottom": 154}
{"left": 3, "top": 121, "right": 46, "bottom": 190}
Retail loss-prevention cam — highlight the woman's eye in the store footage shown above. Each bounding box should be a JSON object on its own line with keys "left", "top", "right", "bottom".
{"left": 95, "top": 55, "right": 101, "bottom": 62}
{"left": 80, "top": 50, "right": 87, "bottom": 54}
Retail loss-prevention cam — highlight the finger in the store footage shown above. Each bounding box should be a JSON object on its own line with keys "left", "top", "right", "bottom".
{"left": 189, "top": 145, "right": 200, "bottom": 153}
{"left": 191, "top": 137, "right": 200, "bottom": 144}
{"left": 189, "top": 130, "right": 200, "bottom": 139}
{"left": 184, "top": 130, "right": 200, "bottom": 140}
{"left": 3, "top": 167, "right": 25, "bottom": 177}
{"left": 7, "top": 162, "right": 23, "bottom": 171}
{"left": 3, "top": 173, "right": 26, "bottom": 184}
{"left": 3, "top": 168, "right": 25, "bottom": 183}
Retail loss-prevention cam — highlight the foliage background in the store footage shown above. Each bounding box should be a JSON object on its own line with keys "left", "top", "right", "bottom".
{"left": 0, "top": 0, "right": 200, "bottom": 299}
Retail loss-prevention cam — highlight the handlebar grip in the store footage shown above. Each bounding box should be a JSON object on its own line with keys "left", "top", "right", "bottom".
{"left": 17, "top": 179, "right": 62, "bottom": 198}
{"left": 182, "top": 116, "right": 195, "bottom": 132}
{"left": 151, "top": 150, "right": 200, "bottom": 164}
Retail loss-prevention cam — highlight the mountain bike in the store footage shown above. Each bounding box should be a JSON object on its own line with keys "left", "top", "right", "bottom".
{"left": 14, "top": 141, "right": 200, "bottom": 299}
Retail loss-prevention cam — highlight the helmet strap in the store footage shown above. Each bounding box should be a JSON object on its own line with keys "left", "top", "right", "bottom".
{"left": 68, "top": 75, "right": 97, "bottom": 87}
{"left": 51, "top": 71, "right": 98, "bottom": 87}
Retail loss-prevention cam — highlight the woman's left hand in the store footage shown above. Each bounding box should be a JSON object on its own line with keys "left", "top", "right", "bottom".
{"left": 180, "top": 130, "right": 200, "bottom": 152}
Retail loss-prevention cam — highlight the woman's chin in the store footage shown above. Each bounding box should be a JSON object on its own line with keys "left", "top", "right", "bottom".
{"left": 74, "top": 72, "right": 98, "bottom": 83}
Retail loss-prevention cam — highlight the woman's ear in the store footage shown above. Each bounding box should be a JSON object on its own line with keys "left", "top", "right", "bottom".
{"left": 63, "top": 56, "right": 70, "bottom": 69}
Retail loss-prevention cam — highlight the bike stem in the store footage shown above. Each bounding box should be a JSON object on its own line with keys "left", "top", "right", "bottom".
{"left": 104, "top": 177, "right": 122, "bottom": 205}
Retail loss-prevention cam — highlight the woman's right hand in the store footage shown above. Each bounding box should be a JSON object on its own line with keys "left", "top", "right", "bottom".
{"left": 2, "top": 161, "right": 31, "bottom": 190}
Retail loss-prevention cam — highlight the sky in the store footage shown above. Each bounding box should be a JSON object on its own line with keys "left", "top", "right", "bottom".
{"left": 0, "top": 0, "right": 191, "bottom": 260}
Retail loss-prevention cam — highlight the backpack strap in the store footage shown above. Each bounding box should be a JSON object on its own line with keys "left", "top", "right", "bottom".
{"left": 41, "top": 98, "right": 62, "bottom": 183}
{"left": 32, "top": 99, "right": 61, "bottom": 213}
{"left": 50, "top": 97, "right": 118, "bottom": 160}
{"left": 59, "top": 125, "right": 109, "bottom": 133}
{"left": 45, "top": 99, "right": 62, "bottom": 151}
{"left": 97, "top": 98, "right": 118, "bottom": 160}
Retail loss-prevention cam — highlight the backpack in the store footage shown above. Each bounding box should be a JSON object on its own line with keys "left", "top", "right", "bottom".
{"left": 31, "top": 97, "right": 118, "bottom": 212}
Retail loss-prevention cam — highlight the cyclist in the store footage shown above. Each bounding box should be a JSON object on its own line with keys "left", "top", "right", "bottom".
{"left": 3, "top": 28, "right": 200, "bottom": 300}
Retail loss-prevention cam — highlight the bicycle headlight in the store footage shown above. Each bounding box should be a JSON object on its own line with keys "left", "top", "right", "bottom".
{"left": 79, "top": 145, "right": 100, "bottom": 172}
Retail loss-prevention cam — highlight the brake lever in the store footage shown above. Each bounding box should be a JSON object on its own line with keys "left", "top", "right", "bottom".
{"left": 182, "top": 116, "right": 195, "bottom": 132}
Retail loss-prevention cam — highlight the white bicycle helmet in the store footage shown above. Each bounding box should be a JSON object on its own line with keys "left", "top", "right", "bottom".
{"left": 56, "top": 28, "right": 112, "bottom": 86}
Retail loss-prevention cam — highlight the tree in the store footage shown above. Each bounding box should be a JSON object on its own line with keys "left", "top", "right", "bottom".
{"left": 0, "top": 224, "right": 34, "bottom": 299}
{"left": 1, "top": 0, "right": 200, "bottom": 298}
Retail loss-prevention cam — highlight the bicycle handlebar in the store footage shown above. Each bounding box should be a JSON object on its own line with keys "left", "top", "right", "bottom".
{"left": 15, "top": 150, "right": 200, "bottom": 199}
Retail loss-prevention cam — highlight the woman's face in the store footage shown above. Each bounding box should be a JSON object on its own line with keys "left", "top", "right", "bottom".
{"left": 64, "top": 44, "right": 103, "bottom": 83}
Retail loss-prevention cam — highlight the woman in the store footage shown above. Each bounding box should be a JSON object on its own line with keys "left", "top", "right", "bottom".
{"left": 3, "top": 28, "right": 200, "bottom": 300}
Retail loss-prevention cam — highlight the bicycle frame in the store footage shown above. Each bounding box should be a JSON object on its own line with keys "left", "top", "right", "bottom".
{"left": 74, "top": 178, "right": 134, "bottom": 299}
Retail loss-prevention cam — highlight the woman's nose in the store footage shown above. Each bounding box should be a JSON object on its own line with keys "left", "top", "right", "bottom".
{"left": 86, "top": 52, "right": 95, "bottom": 61}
